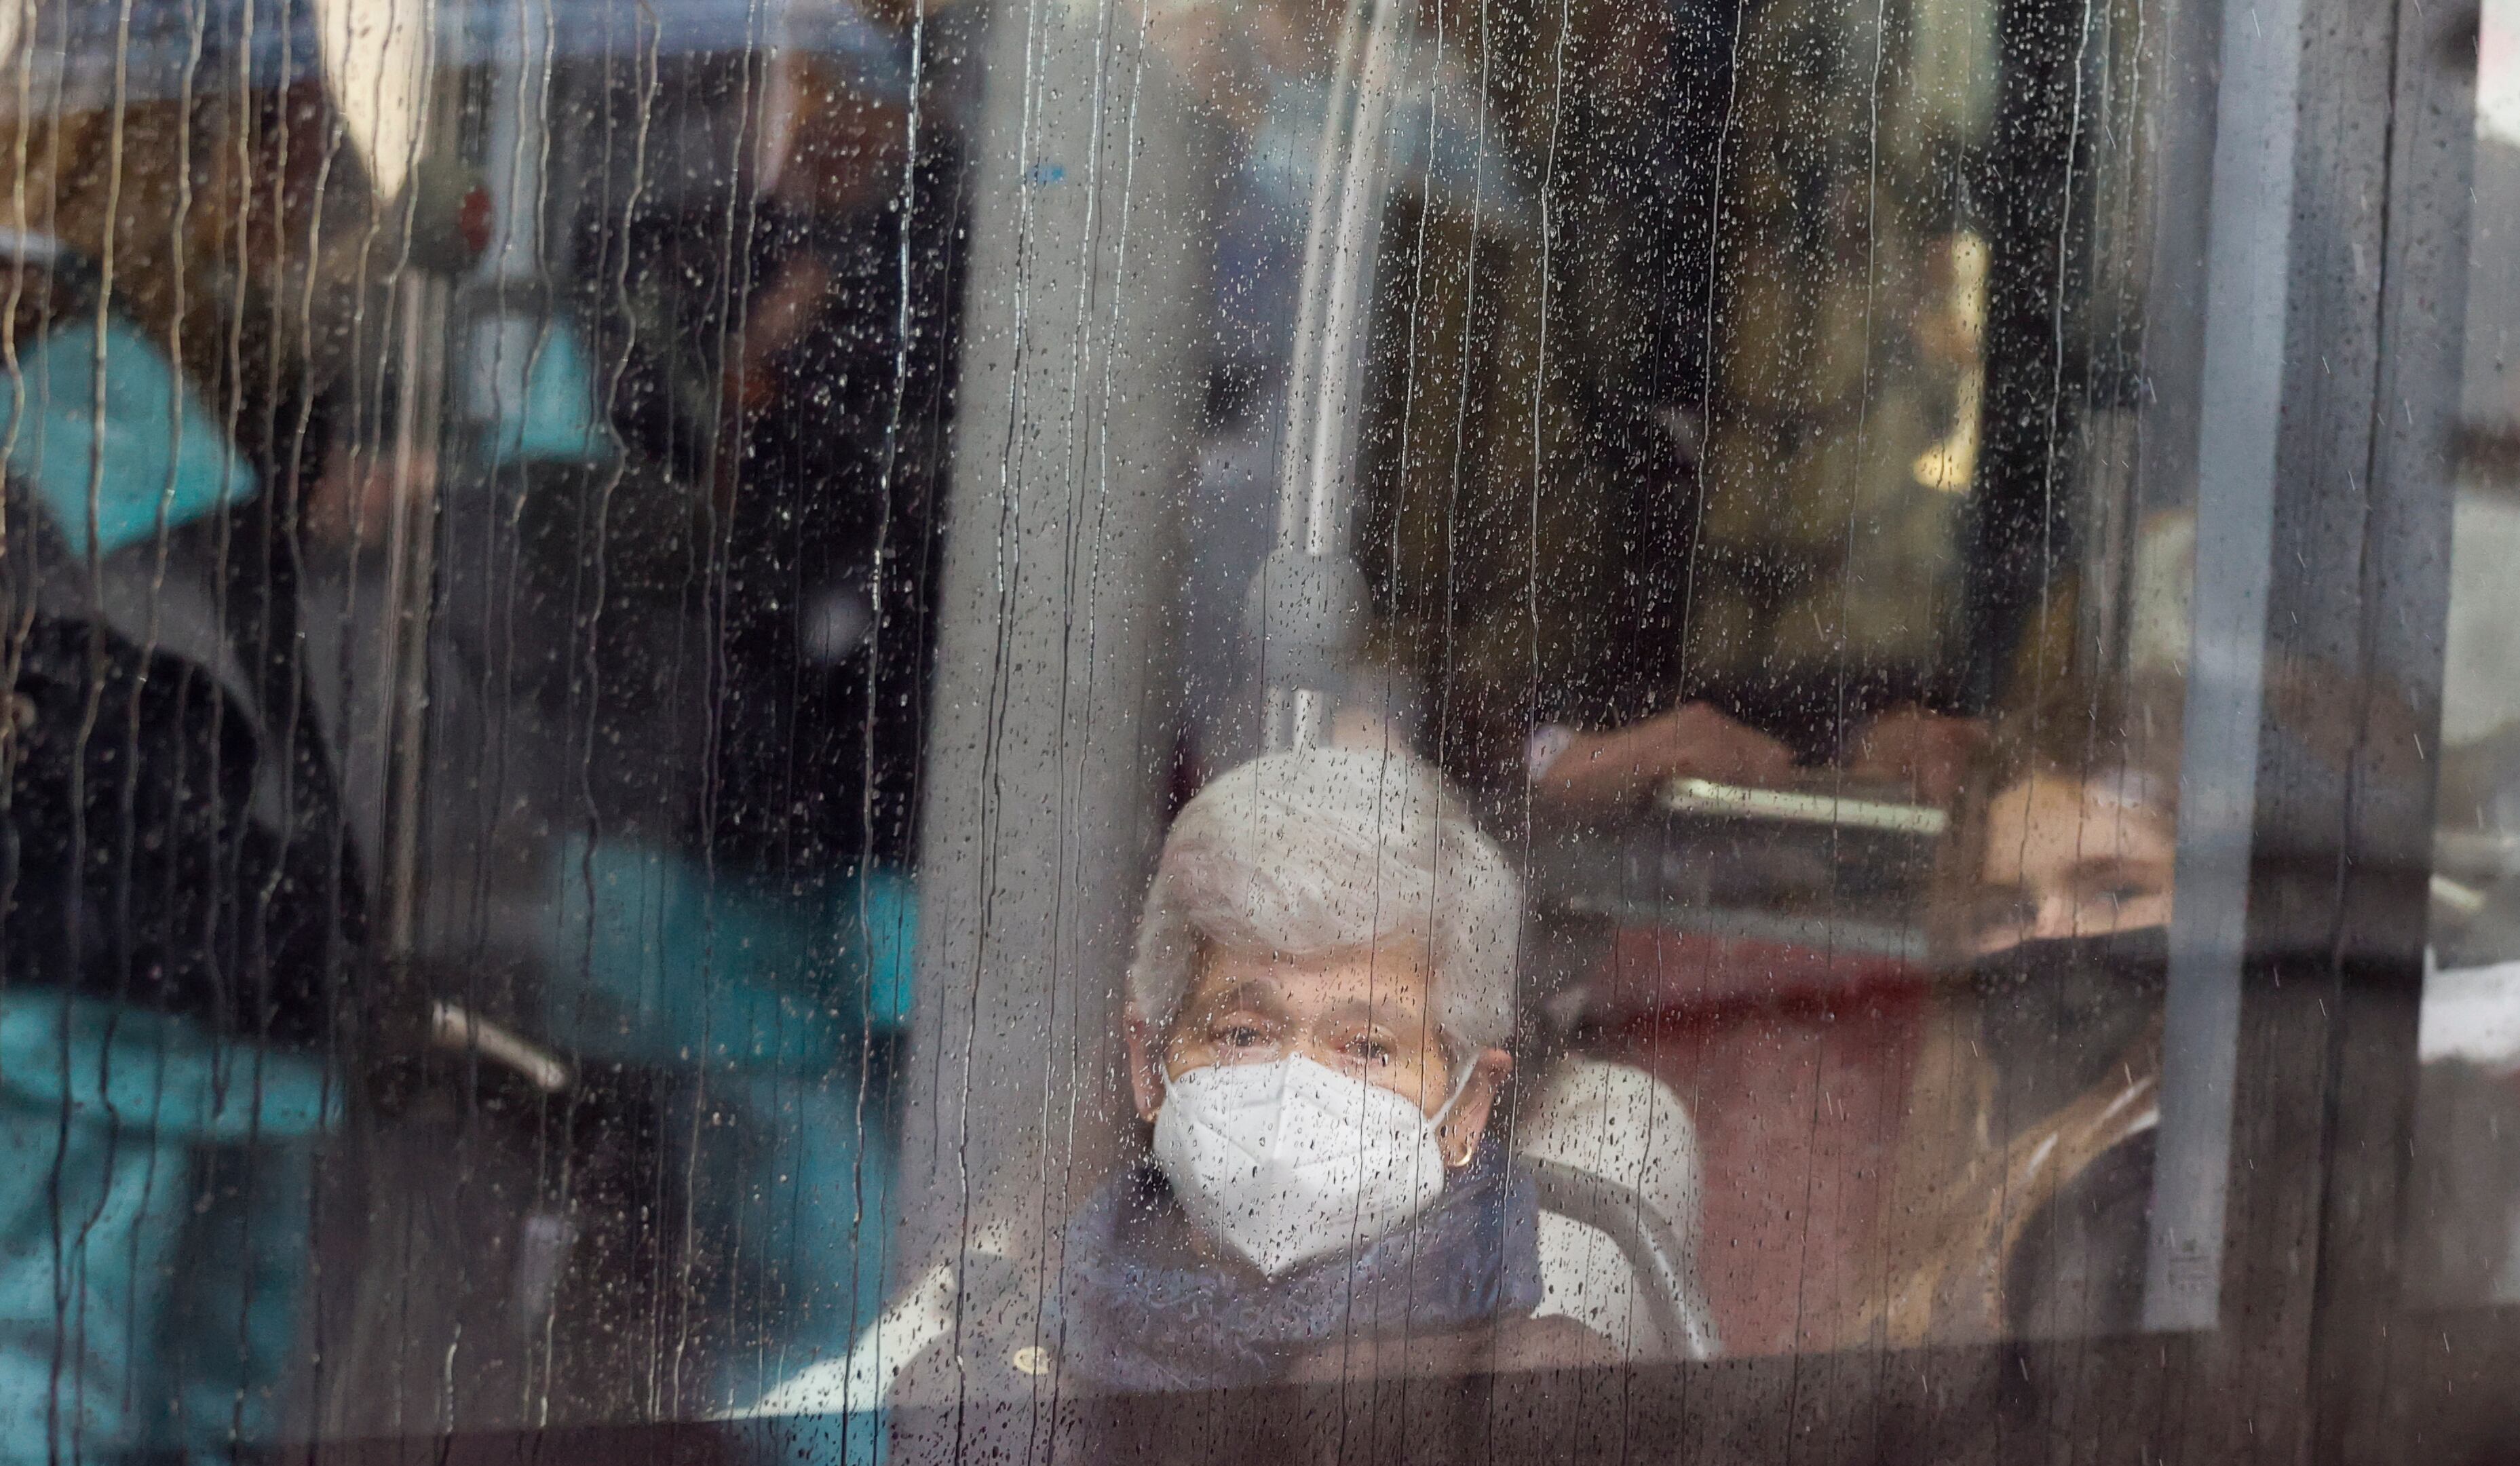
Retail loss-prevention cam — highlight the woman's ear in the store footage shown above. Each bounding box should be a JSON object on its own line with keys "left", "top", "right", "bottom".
{"left": 1124, "top": 1004, "right": 1165, "bottom": 1123}
{"left": 1437, "top": 1047, "right": 1514, "bottom": 1168}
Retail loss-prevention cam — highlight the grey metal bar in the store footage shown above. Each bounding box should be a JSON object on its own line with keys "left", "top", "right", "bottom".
{"left": 2145, "top": 0, "right": 2303, "bottom": 1332}
{"left": 1255, "top": 0, "right": 1409, "bottom": 751}
{"left": 1519, "top": 1155, "right": 1721, "bottom": 1362}
{"left": 1274, "top": 0, "right": 1408, "bottom": 560}
{"left": 380, "top": 269, "right": 453, "bottom": 967}
{"left": 893, "top": 0, "right": 1218, "bottom": 1307}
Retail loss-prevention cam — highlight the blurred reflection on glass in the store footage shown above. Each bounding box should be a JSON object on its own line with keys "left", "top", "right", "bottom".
{"left": 358, "top": 0, "right": 964, "bottom": 1425}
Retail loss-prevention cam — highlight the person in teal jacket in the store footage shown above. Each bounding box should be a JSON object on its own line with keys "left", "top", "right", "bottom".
{"left": 501, "top": 303, "right": 923, "bottom": 1427}
{"left": 0, "top": 231, "right": 343, "bottom": 1463}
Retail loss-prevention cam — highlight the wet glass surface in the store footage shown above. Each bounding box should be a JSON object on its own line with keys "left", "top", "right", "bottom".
{"left": 0, "top": 0, "right": 2504, "bottom": 1457}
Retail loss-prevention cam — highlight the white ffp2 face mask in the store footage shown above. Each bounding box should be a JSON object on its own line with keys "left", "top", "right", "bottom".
{"left": 1150, "top": 1055, "right": 1462, "bottom": 1277}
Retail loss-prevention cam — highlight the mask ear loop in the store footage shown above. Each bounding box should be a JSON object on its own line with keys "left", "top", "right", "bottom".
{"left": 1428, "top": 1051, "right": 1483, "bottom": 1170}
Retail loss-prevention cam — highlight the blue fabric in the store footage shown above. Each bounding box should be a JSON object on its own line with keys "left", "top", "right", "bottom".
{"left": 539, "top": 838, "right": 914, "bottom": 1429}
{"left": 543, "top": 838, "right": 917, "bottom": 1070}
{"left": 481, "top": 317, "right": 609, "bottom": 467}
{"left": 5, "top": 319, "right": 259, "bottom": 558}
{"left": 700, "top": 1070, "right": 898, "bottom": 1385}
{"left": 0, "top": 994, "right": 332, "bottom": 1463}
{"left": 1054, "top": 1146, "right": 1548, "bottom": 1392}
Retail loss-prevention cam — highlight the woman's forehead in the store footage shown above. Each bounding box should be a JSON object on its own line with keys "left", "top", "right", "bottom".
{"left": 1189, "top": 944, "right": 1436, "bottom": 1014}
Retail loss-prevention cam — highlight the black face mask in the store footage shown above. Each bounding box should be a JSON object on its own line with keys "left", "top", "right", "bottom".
{"left": 1965, "top": 925, "right": 2170, "bottom": 1127}
{"left": 1969, "top": 924, "right": 2171, "bottom": 995}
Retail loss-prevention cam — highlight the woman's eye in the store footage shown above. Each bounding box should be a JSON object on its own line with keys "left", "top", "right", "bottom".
{"left": 1344, "top": 1036, "right": 1394, "bottom": 1065}
{"left": 1218, "top": 1024, "right": 1265, "bottom": 1049}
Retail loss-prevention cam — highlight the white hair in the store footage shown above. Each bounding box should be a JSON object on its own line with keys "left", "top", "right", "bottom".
{"left": 1126, "top": 746, "right": 1523, "bottom": 1054}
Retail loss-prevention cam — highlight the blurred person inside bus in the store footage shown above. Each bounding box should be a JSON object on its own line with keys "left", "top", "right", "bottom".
{"left": 1508, "top": 224, "right": 2001, "bottom": 815}
{"left": 1858, "top": 697, "right": 2179, "bottom": 1345}
{"left": 1136, "top": 0, "right": 1980, "bottom": 813}
{"left": 0, "top": 64, "right": 373, "bottom": 1457}
{"left": 532, "top": 1, "right": 964, "bottom": 1411}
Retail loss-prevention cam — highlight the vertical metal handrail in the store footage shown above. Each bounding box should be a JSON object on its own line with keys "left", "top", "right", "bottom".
{"left": 1255, "top": 0, "right": 1411, "bottom": 750}
{"left": 2143, "top": 0, "right": 2302, "bottom": 1333}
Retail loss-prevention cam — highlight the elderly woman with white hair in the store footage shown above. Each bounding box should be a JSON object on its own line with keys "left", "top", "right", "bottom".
{"left": 748, "top": 746, "right": 1621, "bottom": 1454}
{"left": 1044, "top": 744, "right": 1616, "bottom": 1388}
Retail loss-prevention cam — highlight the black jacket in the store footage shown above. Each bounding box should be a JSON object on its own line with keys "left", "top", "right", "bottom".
{"left": 3, "top": 520, "right": 362, "bottom": 1046}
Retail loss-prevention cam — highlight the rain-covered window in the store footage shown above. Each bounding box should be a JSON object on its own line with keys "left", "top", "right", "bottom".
{"left": 0, "top": 0, "right": 2509, "bottom": 1455}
